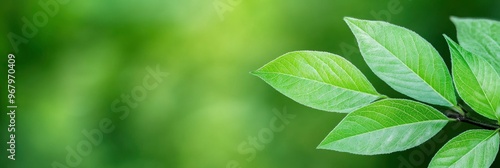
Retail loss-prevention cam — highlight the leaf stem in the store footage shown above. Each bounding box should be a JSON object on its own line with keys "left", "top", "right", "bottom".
{"left": 451, "top": 106, "right": 465, "bottom": 116}
{"left": 445, "top": 110, "right": 500, "bottom": 130}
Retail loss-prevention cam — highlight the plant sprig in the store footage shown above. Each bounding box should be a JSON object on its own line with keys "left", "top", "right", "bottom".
{"left": 253, "top": 16, "right": 500, "bottom": 167}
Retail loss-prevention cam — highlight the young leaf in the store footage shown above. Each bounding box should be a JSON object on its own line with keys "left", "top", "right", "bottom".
{"left": 429, "top": 129, "right": 499, "bottom": 168}
{"left": 252, "top": 51, "right": 383, "bottom": 113}
{"left": 318, "top": 99, "right": 449, "bottom": 155}
{"left": 344, "top": 17, "right": 457, "bottom": 107}
{"left": 451, "top": 17, "right": 500, "bottom": 74}
{"left": 446, "top": 36, "right": 500, "bottom": 120}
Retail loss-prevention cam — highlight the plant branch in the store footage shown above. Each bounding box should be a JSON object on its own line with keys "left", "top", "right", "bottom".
{"left": 445, "top": 110, "right": 500, "bottom": 130}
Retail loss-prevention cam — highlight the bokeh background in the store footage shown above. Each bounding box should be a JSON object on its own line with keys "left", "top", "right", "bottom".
{"left": 1, "top": 0, "right": 499, "bottom": 167}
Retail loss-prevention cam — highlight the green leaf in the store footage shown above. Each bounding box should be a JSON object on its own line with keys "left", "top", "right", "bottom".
{"left": 429, "top": 129, "right": 499, "bottom": 168}
{"left": 252, "top": 51, "right": 383, "bottom": 113}
{"left": 451, "top": 17, "right": 500, "bottom": 74}
{"left": 318, "top": 99, "right": 448, "bottom": 155}
{"left": 344, "top": 17, "right": 457, "bottom": 107}
{"left": 445, "top": 36, "right": 500, "bottom": 120}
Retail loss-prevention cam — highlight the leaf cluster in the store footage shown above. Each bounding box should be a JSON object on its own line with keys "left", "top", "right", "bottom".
{"left": 253, "top": 17, "right": 500, "bottom": 167}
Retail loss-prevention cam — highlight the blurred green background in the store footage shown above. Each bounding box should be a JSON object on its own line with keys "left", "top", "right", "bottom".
{"left": 1, "top": 0, "right": 499, "bottom": 167}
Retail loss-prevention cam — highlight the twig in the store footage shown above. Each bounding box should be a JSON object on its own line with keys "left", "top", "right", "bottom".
{"left": 445, "top": 110, "right": 500, "bottom": 130}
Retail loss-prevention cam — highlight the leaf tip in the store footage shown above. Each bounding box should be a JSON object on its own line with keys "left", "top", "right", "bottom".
{"left": 344, "top": 17, "right": 365, "bottom": 31}
{"left": 443, "top": 35, "right": 459, "bottom": 49}
{"left": 343, "top": 16, "right": 353, "bottom": 21}
{"left": 316, "top": 143, "right": 327, "bottom": 150}
{"left": 249, "top": 70, "right": 261, "bottom": 76}
{"left": 450, "top": 16, "right": 464, "bottom": 24}
{"left": 343, "top": 17, "right": 359, "bottom": 24}
{"left": 442, "top": 34, "right": 453, "bottom": 43}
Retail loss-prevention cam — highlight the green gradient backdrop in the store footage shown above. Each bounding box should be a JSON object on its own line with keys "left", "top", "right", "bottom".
{"left": 1, "top": 0, "right": 499, "bottom": 167}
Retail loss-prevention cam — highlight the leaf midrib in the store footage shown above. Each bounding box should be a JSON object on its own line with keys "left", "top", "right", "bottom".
{"left": 254, "top": 71, "right": 380, "bottom": 97}
{"left": 324, "top": 119, "right": 447, "bottom": 144}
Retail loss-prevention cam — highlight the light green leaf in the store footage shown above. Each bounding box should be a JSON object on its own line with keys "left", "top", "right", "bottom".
{"left": 451, "top": 17, "right": 500, "bottom": 74}
{"left": 344, "top": 17, "right": 457, "bottom": 107}
{"left": 446, "top": 36, "right": 500, "bottom": 120}
{"left": 429, "top": 129, "right": 499, "bottom": 168}
{"left": 252, "top": 51, "right": 383, "bottom": 113}
{"left": 318, "top": 99, "right": 448, "bottom": 155}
